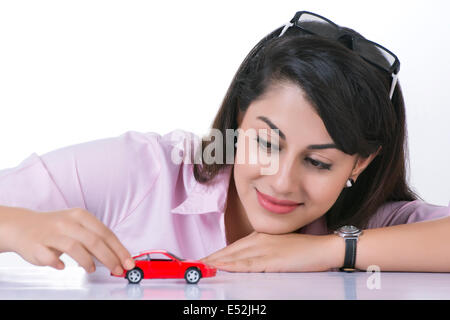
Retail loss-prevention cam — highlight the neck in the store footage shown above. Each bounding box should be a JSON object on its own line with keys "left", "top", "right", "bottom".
{"left": 224, "top": 169, "right": 253, "bottom": 245}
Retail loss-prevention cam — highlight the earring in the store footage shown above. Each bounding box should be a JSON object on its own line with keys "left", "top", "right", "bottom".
{"left": 235, "top": 142, "right": 238, "bottom": 148}
{"left": 346, "top": 178, "right": 355, "bottom": 188}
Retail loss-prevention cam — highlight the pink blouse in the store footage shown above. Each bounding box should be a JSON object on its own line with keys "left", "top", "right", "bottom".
{"left": 0, "top": 130, "right": 449, "bottom": 260}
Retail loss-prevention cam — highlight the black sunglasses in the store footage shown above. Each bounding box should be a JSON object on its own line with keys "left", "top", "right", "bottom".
{"left": 278, "top": 11, "right": 400, "bottom": 99}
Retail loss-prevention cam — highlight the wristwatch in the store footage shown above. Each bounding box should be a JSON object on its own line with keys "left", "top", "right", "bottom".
{"left": 334, "top": 225, "right": 363, "bottom": 272}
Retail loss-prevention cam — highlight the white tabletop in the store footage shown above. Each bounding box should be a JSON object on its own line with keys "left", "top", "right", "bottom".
{"left": 1, "top": 265, "right": 450, "bottom": 300}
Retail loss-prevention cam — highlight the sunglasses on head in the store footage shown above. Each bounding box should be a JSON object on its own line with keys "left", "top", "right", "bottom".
{"left": 278, "top": 11, "right": 400, "bottom": 100}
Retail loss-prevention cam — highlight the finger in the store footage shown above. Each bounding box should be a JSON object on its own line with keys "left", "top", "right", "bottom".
{"left": 32, "top": 245, "right": 66, "bottom": 270}
{"left": 202, "top": 234, "right": 257, "bottom": 263}
{"left": 63, "top": 222, "right": 125, "bottom": 274}
{"left": 202, "top": 248, "right": 242, "bottom": 264}
{"left": 70, "top": 209, "right": 134, "bottom": 270}
{"left": 48, "top": 248, "right": 65, "bottom": 270}
{"left": 212, "top": 256, "right": 267, "bottom": 273}
{"left": 205, "top": 245, "right": 265, "bottom": 269}
{"left": 47, "top": 235, "right": 97, "bottom": 274}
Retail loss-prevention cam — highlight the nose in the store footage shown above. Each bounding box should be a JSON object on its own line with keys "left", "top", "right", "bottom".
{"left": 270, "top": 153, "right": 301, "bottom": 196}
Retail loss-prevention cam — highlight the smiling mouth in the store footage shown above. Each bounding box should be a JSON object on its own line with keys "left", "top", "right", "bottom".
{"left": 255, "top": 188, "right": 303, "bottom": 214}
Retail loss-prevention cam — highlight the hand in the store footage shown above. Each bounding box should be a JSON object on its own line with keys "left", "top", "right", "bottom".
{"left": 1, "top": 206, "right": 135, "bottom": 275}
{"left": 201, "top": 231, "right": 344, "bottom": 272}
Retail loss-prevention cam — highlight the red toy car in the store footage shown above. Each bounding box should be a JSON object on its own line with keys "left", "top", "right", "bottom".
{"left": 111, "top": 250, "right": 217, "bottom": 284}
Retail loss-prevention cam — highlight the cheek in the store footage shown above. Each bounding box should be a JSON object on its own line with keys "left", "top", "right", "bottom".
{"left": 310, "top": 175, "right": 340, "bottom": 194}
{"left": 301, "top": 171, "right": 346, "bottom": 209}
{"left": 233, "top": 162, "right": 260, "bottom": 193}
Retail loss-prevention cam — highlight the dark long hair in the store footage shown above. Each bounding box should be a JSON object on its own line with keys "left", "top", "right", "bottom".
{"left": 193, "top": 21, "right": 422, "bottom": 231}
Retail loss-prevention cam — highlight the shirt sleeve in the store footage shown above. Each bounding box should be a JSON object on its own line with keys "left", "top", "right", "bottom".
{"left": 0, "top": 131, "right": 161, "bottom": 230}
{"left": 366, "top": 199, "right": 450, "bottom": 229}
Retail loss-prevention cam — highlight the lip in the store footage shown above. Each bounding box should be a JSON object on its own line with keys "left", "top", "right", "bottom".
{"left": 255, "top": 188, "right": 302, "bottom": 214}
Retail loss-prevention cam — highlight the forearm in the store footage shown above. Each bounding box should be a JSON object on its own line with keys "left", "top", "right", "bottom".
{"left": 353, "top": 217, "right": 450, "bottom": 272}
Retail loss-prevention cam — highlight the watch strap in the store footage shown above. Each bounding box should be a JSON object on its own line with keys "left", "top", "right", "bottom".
{"left": 339, "top": 238, "right": 357, "bottom": 272}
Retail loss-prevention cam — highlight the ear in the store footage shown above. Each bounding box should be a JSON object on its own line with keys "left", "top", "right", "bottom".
{"left": 350, "top": 146, "right": 382, "bottom": 181}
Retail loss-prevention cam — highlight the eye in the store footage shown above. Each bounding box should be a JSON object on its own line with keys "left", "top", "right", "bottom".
{"left": 255, "top": 136, "right": 332, "bottom": 170}
{"left": 305, "top": 157, "right": 332, "bottom": 170}
{"left": 255, "top": 135, "right": 280, "bottom": 153}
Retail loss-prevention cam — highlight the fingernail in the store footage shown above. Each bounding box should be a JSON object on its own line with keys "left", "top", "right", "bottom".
{"left": 124, "top": 258, "right": 135, "bottom": 270}
{"left": 114, "top": 266, "right": 124, "bottom": 275}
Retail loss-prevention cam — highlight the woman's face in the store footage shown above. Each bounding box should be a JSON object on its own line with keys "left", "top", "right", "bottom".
{"left": 233, "top": 81, "right": 376, "bottom": 234}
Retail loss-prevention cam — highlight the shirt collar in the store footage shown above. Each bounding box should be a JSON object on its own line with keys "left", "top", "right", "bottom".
{"left": 170, "top": 164, "right": 233, "bottom": 215}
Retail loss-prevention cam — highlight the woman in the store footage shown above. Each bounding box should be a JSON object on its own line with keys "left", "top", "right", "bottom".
{"left": 0, "top": 11, "right": 448, "bottom": 275}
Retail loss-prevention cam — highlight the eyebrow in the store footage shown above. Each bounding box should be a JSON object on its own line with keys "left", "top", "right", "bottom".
{"left": 256, "top": 116, "right": 339, "bottom": 150}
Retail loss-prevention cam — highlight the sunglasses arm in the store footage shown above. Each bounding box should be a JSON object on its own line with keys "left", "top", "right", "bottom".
{"left": 278, "top": 22, "right": 294, "bottom": 37}
{"left": 389, "top": 72, "right": 399, "bottom": 100}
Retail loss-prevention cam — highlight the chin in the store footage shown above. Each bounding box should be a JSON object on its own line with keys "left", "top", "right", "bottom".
{"left": 250, "top": 219, "right": 301, "bottom": 235}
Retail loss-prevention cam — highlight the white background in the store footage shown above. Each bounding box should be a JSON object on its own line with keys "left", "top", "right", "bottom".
{"left": 0, "top": 0, "right": 449, "bottom": 209}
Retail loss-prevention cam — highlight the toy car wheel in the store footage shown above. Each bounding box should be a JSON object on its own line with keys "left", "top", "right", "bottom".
{"left": 185, "top": 267, "right": 201, "bottom": 284}
{"left": 126, "top": 267, "right": 143, "bottom": 284}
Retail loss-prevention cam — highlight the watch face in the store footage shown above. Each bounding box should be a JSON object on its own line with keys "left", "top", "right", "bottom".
{"left": 340, "top": 225, "right": 359, "bottom": 234}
